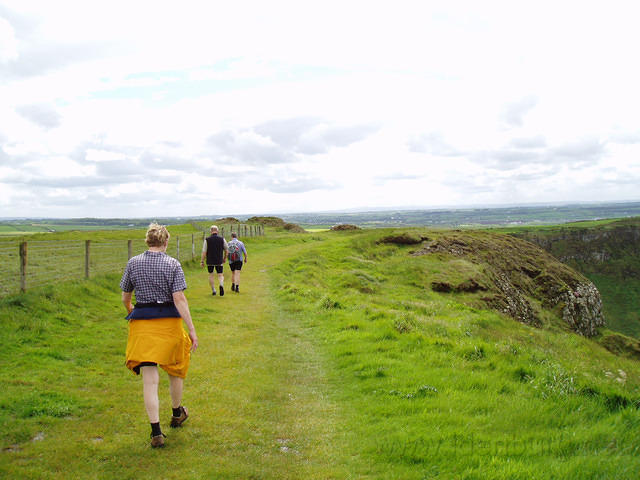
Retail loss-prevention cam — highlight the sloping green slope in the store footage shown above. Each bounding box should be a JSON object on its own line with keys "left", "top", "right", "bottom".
{"left": 271, "top": 228, "right": 640, "bottom": 478}
{"left": 1, "top": 228, "right": 639, "bottom": 479}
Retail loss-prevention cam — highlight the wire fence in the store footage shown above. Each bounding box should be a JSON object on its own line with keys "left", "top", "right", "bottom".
{"left": 0, "top": 225, "right": 259, "bottom": 297}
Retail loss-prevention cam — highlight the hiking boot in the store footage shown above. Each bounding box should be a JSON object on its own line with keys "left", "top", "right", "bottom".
{"left": 235, "top": 285, "right": 239, "bottom": 293}
{"left": 150, "top": 433, "right": 166, "bottom": 448}
{"left": 170, "top": 406, "right": 189, "bottom": 428}
{"left": 219, "top": 286, "right": 224, "bottom": 297}
{"left": 211, "top": 289, "right": 216, "bottom": 296}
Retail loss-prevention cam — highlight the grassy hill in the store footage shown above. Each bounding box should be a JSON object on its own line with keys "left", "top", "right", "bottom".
{"left": 1, "top": 226, "right": 639, "bottom": 479}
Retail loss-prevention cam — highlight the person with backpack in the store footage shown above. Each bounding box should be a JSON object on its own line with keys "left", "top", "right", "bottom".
{"left": 200, "top": 225, "right": 228, "bottom": 296}
{"left": 227, "top": 232, "right": 248, "bottom": 293}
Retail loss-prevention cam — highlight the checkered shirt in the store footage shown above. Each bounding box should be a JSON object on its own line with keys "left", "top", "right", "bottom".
{"left": 120, "top": 250, "right": 187, "bottom": 303}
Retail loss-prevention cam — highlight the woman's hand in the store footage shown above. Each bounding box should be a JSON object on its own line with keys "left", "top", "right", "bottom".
{"left": 189, "top": 329, "right": 198, "bottom": 352}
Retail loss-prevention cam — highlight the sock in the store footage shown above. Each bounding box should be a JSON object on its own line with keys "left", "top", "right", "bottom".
{"left": 151, "top": 422, "right": 162, "bottom": 437}
{"left": 172, "top": 407, "right": 182, "bottom": 417}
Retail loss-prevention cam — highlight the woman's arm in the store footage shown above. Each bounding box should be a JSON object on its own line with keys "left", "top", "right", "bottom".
{"left": 172, "top": 290, "right": 198, "bottom": 352}
{"left": 122, "top": 291, "right": 133, "bottom": 314}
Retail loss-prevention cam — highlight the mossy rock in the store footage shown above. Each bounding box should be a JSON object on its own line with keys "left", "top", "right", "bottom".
{"left": 414, "top": 230, "right": 604, "bottom": 336}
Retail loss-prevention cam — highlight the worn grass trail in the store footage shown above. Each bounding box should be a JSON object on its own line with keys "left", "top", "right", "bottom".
{"left": 1, "top": 239, "right": 351, "bottom": 479}
{"left": 179, "top": 240, "right": 348, "bottom": 479}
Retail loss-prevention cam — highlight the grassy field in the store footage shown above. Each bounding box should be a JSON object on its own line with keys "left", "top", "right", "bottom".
{"left": 1, "top": 228, "right": 640, "bottom": 478}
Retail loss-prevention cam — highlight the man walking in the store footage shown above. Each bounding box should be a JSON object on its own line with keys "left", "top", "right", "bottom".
{"left": 227, "top": 232, "right": 248, "bottom": 293}
{"left": 200, "top": 225, "right": 228, "bottom": 296}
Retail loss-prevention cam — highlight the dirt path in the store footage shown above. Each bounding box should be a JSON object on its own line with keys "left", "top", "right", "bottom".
{"left": 179, "top": 241, "right": 345, "bottom": 478}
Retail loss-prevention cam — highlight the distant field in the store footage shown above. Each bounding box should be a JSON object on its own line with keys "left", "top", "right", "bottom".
{"left": 493, "top": 218, "right": 623, "bottom": 235}
{"left": 0, "top": 225, "right": 49, "bottom": 234}
{"left": 0, "top": 223, "right": 139, "bottom": 236}
{"left": 282, "top": 202, "right": 640, "bottom": 227}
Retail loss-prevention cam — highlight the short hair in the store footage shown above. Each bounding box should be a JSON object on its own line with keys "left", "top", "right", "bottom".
{"left": 231, "top": 232, "right": 237, "bottom": 238}
{"left": 146, "top": 223, "right": 170, "bottom": 247}
{"left": 210, "top": 225, "right": 218, "bottom": 233}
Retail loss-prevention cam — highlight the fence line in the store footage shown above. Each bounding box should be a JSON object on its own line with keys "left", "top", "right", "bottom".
{"left": 191, "top": 223, "right": 263, "bottom": 240}
{"left": 0, "top": 224, "right": 264, "bottom": 296}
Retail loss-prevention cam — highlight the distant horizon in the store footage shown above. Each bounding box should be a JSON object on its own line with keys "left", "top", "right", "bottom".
{"left": 3, "top": 199, "right": 640, "bottom": 222}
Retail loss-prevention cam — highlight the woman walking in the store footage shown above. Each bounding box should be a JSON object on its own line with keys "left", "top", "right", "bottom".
{"left": 120, "top": 223, "right": 199, "bottom": 448}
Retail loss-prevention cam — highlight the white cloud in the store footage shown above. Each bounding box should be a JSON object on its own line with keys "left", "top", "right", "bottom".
{"left": 0, "top": 15, "right": 18, "bottom": 63}
{"left": 15, "top": 103, "right": 61, "bottom": 129}
{"left": 1, "top": 0, "right": 640, "bottom": 217}
{"left": 501, "top": 96, "right": 538, "bottom": 128}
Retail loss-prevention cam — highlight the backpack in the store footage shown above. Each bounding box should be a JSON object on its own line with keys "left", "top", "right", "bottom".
{"left": 228, "top": 241, "right": 241, "bottom": 262}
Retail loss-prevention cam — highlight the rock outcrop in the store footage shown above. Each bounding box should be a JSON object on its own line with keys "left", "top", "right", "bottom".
{"left": 411, "top": 231, "right": 605, "bottom": 336}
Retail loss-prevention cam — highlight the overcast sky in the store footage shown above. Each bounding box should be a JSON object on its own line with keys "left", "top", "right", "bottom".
{"left": 1, "top": 0, "right": 640, "bottom": 218}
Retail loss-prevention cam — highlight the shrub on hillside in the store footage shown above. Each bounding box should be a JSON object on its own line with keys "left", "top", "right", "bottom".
{"left": 377, "top": 232, "right": 425, "bottom": 245}
{"left": 331, "top": 224, "right": 360, "bottom": 231}
{"left": 283, "top": 222, "right": 306, "bottom": 233}
{"left": 247, "top": 216, "right": 285, "bottom": 227}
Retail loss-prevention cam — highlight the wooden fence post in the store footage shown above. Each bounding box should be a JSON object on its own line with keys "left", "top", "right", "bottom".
{"left": 191, "top": 234, "right": 195, "bottom": 261}
{"left": 20, "top": 242, "right": 27, "bottom": 293}
{"left": 176, "top": 237, "right": 180, "bottom": 260}
{"left": 85, "top": 240, "right": 91, "bottom": 279}
{"left": 128, "top": 240, "right": 132, "bottom": 259}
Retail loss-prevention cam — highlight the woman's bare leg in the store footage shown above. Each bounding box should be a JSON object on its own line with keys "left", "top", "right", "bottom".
{"left": 169, "top": 374, "right": 183, "bottom": 409}
{"left": 141, "top": 365, "right": 160, "bottom": 423}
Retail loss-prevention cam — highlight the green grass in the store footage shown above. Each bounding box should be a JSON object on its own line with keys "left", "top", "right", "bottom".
{"left": 588, "top": 275, "right": 640, "bottom": 338}
{"left": 0, "top": 233, "right": 350, "bottom": 479}
{"left": 1, "top": 228, "right": 640, "bottom": 479}
{"left": 270, "top": 229, "right": 640, "bottom": 478}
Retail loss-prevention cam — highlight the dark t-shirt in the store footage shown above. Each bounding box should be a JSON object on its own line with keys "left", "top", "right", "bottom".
{"left": 205, "top": 234, "right": 226, "bottom": 266}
